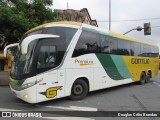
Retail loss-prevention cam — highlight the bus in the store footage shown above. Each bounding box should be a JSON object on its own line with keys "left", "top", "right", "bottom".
{"left": 4, "top": 22, "right": 159, "bottom": 103}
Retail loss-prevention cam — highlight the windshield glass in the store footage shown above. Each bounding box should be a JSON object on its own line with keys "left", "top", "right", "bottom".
{"left": 11, "top": 40, "right": 37, "bottom": 79}
{"left": 11, "top": 27, "right": 77, "bottom": 80}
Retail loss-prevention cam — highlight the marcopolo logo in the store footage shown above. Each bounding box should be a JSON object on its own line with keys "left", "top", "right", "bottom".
{"left": 75, "top": 59, "right": 94, "bottom": 66}
{"left": 131, "top": 58, "right": 150, "bottom": 64}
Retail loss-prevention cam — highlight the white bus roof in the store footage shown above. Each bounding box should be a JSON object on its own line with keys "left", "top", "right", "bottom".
{"left": 26, "top": 21, "right": 157, "bottom": 47}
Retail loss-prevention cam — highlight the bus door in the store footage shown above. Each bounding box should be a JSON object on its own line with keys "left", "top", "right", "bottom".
{"left": 35, "top": 41, "right": 63, "bottom": 102}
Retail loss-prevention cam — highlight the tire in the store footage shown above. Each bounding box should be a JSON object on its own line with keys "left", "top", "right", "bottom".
{"left": 145, "top": 72, "right": 151, "bottom": 83}
{"left": 139, "top": 72, "right": 146, "bottom": 85}
{"left": 69, "top": 79, "right": 88, "bottom": 100}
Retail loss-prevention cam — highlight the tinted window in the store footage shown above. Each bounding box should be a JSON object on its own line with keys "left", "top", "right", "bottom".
{"left": 35, "top": 39, "right": 60, "bottom": 73}
{"left": 117, "top": 40, "right": 130, "bottom": 56}
{"left": 145, "top": 45, "right": 152, "bottom": 57}
{"left": 131, "top": 42, "right": 141, "bottom": 56}
{"left": 151, "top": 46, "right": 159, "bottom": 57}
{"left": 46, "top": 27, "right": 77, "bottom": 47}
{"left": 101, "top": 36, "right": 118, "bottom": 54}
{"left": 72, "top": 30, "right": 100, "bottom": 57}
{"left": 72, "top": 29, "right": 158, "bottom": 58}
{"left": 100, "top": 35, "right": 110, "bottom": 54}
{"left": 141, "top": 44, "right": 146, "bottom": 57}
{"left": 37, "top": 45, "right": 56, "bottom": 69}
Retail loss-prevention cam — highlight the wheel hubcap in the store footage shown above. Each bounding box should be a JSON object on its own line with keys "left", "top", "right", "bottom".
{"left": 73, "top": 84, "right": 83, "bottom": 95}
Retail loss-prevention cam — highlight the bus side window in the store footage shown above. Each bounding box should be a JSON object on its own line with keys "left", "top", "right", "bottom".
{"left": 72, "top": 30, "right": 100, "bottom": 57}
{"left": 151, "top": 46, "right": 159, "bottom": 57}
{"left": 141, "top": 45, "right": 148, "bottom": 57}
{"left": 117, "top": 39, "right": 130, "bottom": 56}
{"left": 100, "top": 36, "right": 118, "bottom": 55}
{"left": 131, "top": 42, "right": 141, "bottom": 56}
{"left": 100, "top": 35, "right": 110, "bottom": 54}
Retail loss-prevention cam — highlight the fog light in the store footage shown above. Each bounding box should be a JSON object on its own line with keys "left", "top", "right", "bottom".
{"left": 23, "top": 94, "right": 28, "bottom": 100}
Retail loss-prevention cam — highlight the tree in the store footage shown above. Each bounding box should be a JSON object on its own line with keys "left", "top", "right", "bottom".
{"left": 0, "top": 0, "right": 59, "bottom": 51}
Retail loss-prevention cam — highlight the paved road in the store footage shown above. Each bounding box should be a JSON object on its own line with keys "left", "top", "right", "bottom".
{"left": 0, "top": 72, "right": 160, "bottom": 120}
{"left": 0, "top": 71, "right": 9, "bottom": 85}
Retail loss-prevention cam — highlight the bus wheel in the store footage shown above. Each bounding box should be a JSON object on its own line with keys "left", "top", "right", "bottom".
{"left": 145, "top": 72, "right": 151, "bottom": 83}
{"left": 139, "top": 72, "right": 146, "bottom": 85}
{"left": 70, "top": 79, "right": 88, "bottom": 100}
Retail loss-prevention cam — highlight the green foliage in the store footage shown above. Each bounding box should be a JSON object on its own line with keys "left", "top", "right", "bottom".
{"left": 0, "top": 0, "right": 59, "bottom": 50}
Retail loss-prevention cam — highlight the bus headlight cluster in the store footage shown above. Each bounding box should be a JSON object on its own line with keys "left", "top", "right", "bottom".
{"left": 21, "top": 79, "right": 42, "bottom": 90}
{"left": 21, "top": 82, "right": 35, "bottom": 89}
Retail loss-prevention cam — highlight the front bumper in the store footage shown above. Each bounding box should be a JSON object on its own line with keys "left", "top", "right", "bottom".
{"left": 10, "top": 85, "right": 37, "bottom": 103}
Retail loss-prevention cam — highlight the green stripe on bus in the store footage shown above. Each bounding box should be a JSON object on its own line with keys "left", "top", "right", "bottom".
{"left": 111, "top": 55, "right": 132, "bottom": 79}
{"left": 96, "top": 54, "right": 124, "bottom": 80}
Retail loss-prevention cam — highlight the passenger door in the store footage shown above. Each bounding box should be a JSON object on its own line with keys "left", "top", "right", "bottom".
{"left": 35, "top": 41, "right": 60, "bottom": 103}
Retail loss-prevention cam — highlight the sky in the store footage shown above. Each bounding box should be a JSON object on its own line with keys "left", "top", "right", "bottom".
{"left": 51, "top": 0, "right": 160, "bottom": 47}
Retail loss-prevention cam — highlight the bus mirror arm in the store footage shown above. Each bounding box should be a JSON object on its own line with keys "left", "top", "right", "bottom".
{"left": 4, "top": 43, "right": 19, "bottom": 57}
{"left": 21, "top": 34, "right": 59, "bottom": 54}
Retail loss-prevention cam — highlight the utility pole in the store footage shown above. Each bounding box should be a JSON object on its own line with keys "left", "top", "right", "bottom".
{"left": 109, "top": 0, "right": 111, "bottom": 31}
{"left": 67, "top": 2, "right": 69, "bottom": 9}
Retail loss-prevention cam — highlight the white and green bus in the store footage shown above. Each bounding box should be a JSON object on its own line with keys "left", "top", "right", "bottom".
{"left": 4, "top": 22, "right": 159, "bottom": 103}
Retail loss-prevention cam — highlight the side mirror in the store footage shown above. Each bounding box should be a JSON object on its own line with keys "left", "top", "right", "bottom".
{"left": 21, "top": 34, "right": 59, "bottom": 54}
{"left": 4, "top": 43, "right": 19, "bottom": 57}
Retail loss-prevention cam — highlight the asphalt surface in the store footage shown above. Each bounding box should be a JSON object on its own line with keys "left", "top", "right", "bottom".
{"left": 0, "top": 71, "right": 9, "bottom": 85}
{"left": 0, "top": 72, "right": 160, "bottom": 120}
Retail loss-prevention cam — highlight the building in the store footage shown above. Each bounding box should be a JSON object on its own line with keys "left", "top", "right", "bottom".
{"left": 56, "top": 8, "right": 98, "bottom": 27}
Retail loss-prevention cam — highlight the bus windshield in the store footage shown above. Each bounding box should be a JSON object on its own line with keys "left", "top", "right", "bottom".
{"left": 11, "top": 40, "right": 37, "bottom": 79}
{"left": 11, "top": 27, "right": 77, "bottom": 80}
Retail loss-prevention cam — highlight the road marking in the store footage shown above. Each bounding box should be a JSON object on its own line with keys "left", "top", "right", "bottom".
{"left": 153, "top": 82, "right": 160, "bottom": 87}
{"left": 43, "top": 117, "right": 94, "bottom": 120}
{"left": 45, "top": 106, "right": 98, "bottom": 111}
{"left": 0, "top": 108, "right": 22, "bottom": 111}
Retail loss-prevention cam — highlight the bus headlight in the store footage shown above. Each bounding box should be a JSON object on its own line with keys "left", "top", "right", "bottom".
{"left": 21, "top": 79, "right": 42, "bottom": 90}
{"left": 21, "top": 82, "right": 35, "bottom": 89}
{"left": 23, "top": 94, "right": 28, "bottom": 100}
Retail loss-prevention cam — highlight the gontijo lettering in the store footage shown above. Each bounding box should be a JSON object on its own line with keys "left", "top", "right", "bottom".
{"left": 131, "top": 58, "right": 150, "bottom": 64}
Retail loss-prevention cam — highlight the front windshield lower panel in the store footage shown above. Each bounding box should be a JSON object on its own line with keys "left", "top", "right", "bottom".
{"left": 11, "top": 27, "right": 77, "bottom": 80}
